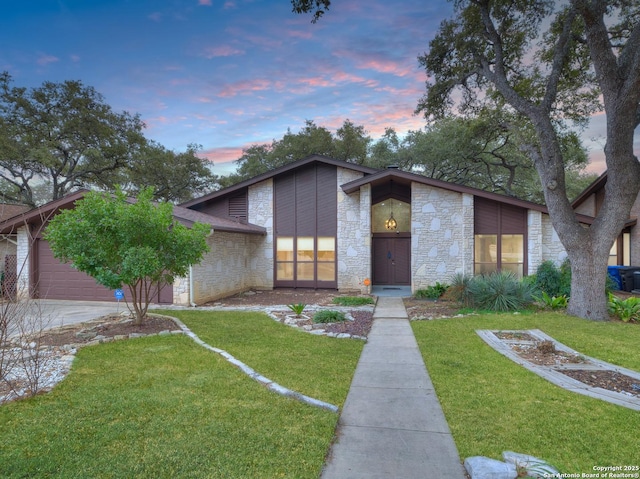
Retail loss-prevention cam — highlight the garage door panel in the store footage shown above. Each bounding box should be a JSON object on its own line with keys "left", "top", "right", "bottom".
{"left": 36, "top": 240, "right": 115, "bottom": 301}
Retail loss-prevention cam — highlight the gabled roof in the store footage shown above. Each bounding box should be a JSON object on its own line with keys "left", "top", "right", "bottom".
{"left": 341, "top": 168, "right": 553, "bottom": 213}
{"left": 571, "top": 171, "right": 607, "bottom": 208}
{"left": 181, "top": 154, "right": 379, "bottom": 208}
{"left": 0, "top": 189, "right": 266, "bottom": 236}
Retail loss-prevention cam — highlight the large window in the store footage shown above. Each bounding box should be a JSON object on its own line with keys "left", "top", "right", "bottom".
{"left": 474, "top": 234, "right": 524, "bottom": 277}
{"left": 474, "top": 197, "right": 526, "bottom": 278}
{"left": 371, "top": 199, "right": 410, "bottom": 233}
{"left": 276, "top": 236, "right": 335, "bottom": 283}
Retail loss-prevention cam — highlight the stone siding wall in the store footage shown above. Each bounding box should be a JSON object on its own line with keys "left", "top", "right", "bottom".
{"left": 411, "top": 185, "right": 473, "bottom": 290}
{"left": 541, "top": 214, "right": 567, "bottom": 265}
{"left": 16, "top": 227, "right": 30, "bottom": 298}
{"left": 246, "top": 179, "right": 274, "bottom": 289}
{"left": 337, "top": 168, "right": 369, "bottom": 293}
{"left": 527, "top": 210, "right": 544, "bottom": 274}
{"left": 190, "top": 232, "right": 253, "bottom": 304}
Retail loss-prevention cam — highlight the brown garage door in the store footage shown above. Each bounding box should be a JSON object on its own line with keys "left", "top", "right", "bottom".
{"left": 35, "top": 240, "right": 173, "bottom": 303}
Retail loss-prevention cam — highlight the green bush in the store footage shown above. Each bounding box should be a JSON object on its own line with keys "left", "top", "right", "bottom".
{"left": 415, "top": 282, "right": 449, "bottom": 300}
{"left": 467, "top": 271, "right": 534, "bottom": 312}
{"left": 313, "top": 310, "right": 346, "bottom": 323}
{"left": 443, "top": 273, "right": 473, "bottom": 307}
{"left": 534, "top": 291, "right": 569, "bottom": 309}
{"left": 608, "top": 293, "right": 640, "bottom": 322}
{"left": 332, "top": 296, "right": 374, "bottom": 306}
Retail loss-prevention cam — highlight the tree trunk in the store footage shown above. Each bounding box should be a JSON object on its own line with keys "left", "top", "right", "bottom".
{"left": 565, "top": 245, "right": 609, "bottom": 320}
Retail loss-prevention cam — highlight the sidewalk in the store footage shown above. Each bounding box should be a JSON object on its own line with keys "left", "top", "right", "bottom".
{"left": 321, "top": 296, "right": 466, "bottom": 479}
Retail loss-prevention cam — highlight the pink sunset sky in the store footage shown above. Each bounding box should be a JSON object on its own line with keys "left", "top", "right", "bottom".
{"left": 2, "top": 0, "right": 631, "bottom": 177}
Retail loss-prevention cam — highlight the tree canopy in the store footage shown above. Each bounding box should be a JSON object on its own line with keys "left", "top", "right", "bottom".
{"left": 0, "top": 73, "right": 215, "bottom": 206}
{"left": 45, "top": 188, "right": 210, "bottom": 324}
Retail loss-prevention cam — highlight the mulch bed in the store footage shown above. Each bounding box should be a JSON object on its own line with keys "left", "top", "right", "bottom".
{"left": 560, "top": 369, "right": 640, "bottom": 398}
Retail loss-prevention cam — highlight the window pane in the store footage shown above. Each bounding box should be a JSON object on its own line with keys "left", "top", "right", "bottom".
{"left": 371, "top": 199, "right": 411, "bottom": 233}
{"left": 276, "top": 237, "right": 294, "bottom": 261}
{"left": 277, "top": 262, "right": 293, "bottom": 280}
{"left": 297, "top": 237, "right": 314, "bottom": 261}
{"left": 475, "top": 235, "right": 497, "bottom": 263}
{"left": 318, "top": 237, "right": 335, "bottom": 261}
{"left": 501, "top": 235, "right": 523, "bottom": 263}
{"left": 318, "top": 263, "right": 335, "bottom": 281}
{"left": 501, "top": 263, "right": 523, "bottom": 277}
{"left": 475, "top": 263, "right": 498, "bottom": 276}
{"left": 297, "top": 262, "right": 314, "bottom": 281}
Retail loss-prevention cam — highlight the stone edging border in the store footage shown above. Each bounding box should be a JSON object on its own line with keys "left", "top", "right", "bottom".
{"left": 476, "top": 329, "right": 640, "bottom": 411}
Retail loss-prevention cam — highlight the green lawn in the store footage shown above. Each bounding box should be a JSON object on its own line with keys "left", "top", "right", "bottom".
{"left": 412, "top": 312, "right": 640, "bottom": 473}
{"left": 0, "top": 310, "right": 364, "bottom": 478}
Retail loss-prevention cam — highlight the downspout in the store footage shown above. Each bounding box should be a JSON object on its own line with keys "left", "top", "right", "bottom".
{"left": 189, "top": 227, "right": 214, "bottom": 307}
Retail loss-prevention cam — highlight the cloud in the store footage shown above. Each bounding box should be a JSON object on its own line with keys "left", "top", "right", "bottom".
{"left": 217, "top": 78, "right": 271, "bottom": 97}
{"left": 36, "top": 54, "right": 59, "bottom": 66}
{"left": 148, "top": 12, "right": 162, "bottom": 22}
{"left": 202, "top": 45, "right": 245, "bottom": 58}
{"left": 70, "top": 54, "right": 80, "bottom": 62}
{"left": 198, "top": 0, "right": 212, "bottom": 5}
{"left": 288, "top": 30, "right": 313, "bottom": 40}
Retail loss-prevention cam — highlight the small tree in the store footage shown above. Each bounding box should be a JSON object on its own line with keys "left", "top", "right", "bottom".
{"left": 45, "top": 188, "right": 210, "bottom": 325}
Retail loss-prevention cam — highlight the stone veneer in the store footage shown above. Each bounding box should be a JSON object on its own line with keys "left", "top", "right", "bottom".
{"left": 411, "top": 185, "right": 474, "bottom": 290}
{"left": 541, "top": 214, "right": 567, "bottom": 264}
{"left": 246, "top": 179, "right": 274, "bottom": 289}
{"left": 337, "top": 168, "right": 370, "bottom": 293}
{"left": 15, "top": 226, "right": 30, "bottom": 298}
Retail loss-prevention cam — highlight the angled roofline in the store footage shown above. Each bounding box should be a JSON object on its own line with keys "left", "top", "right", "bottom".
{"left": 0, "top": 189, "right": 266, "bottom": 236}
{"left": 181, "top": 154, "right": 380, "bottom": 208}
{"left": 341, "top": 169, "right": 597, "bottom": 223}
{"left": 571, "top": 171, "right": 607, "bottom": 208}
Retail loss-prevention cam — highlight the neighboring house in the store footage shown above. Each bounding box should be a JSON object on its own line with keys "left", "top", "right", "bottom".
{"left": 572, "top": 171, "right": 639, "bottom": 266}
{"left": 0, "top": 155, "right": 604, "bottom": 305}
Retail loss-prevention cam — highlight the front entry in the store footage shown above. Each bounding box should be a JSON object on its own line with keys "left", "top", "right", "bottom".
{"left": 372, "top": 236, "right": 411, "bottom": 285}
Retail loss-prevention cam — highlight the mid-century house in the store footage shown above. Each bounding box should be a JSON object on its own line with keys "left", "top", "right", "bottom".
{"left": 0, "top": 154, "right": 616, "bottom": 305}
{"left": 0, "top": 203, "right": 30, "bottom": 298}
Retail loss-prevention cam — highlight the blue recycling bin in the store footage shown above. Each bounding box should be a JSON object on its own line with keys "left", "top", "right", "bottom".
{"left": 607, "top": 265, "right": 624, "bottom": 290}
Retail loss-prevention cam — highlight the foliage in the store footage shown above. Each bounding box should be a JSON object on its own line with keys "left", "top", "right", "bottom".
{"left": 100, "top": 141, "right": 216, "bottom": 203}
{"left": 415, "top": 282, "right": 449, "bottom": 300}
{"left": 44, "top": 188, "right": 210, "bottom": 324}
{"left": 443, "top": 273, "right": 474, "bottom": 307}
{"left": 332, "top": 296, "right": 374, "bottom": 306}
{"left": 533, "top": 260, "right": 571, "bottom": 298}
{"left": 607, "top": 293, "right": 640, "bottom": 323}
{"left": 287, "top": 303, "right": 307, "bottom": 316}
{"left": 0, "top": 72, "right": 146, "bottom": 207}
{"left": 313, "top": 310, "right": 346, "bottom": 324}
{"left": 412, "top": 313, "right": 640, "bottom": 470}
{"left": 534, "top": 291, "right": 569, "bottom": 310}
{"left": 467, "top": 272, "right": 534, "bottom": 312}
{"left": 219, "top": 119, "right": 371, "bottom": 187}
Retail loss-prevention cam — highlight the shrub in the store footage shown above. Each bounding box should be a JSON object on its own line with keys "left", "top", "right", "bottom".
{"left": 608, "top": 293, "right": 640, "bottom": 322}
{"left": 287, "top": 303, "right": 306, "bottom": 317}
{"left": 534, "top": 291, "right": 569, "bottom": 310}
{"left": 467, "top": 271, "right": 534, "bottom": 312}
{"left": 415, "top": 282, "right": 449, "bottom": 300}
{"left": 332, "top": 296, "right": 374, "bottom": 306}
{"left": 443, "top": 273, "right": 473, "bottom": 307}
{"left": 313, "top": 310, "right": 346, "bottom": 323}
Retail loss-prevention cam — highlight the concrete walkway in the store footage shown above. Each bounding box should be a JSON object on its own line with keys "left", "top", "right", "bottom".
{"left": 321, "top": 296, "right": 466, "bottom": 479}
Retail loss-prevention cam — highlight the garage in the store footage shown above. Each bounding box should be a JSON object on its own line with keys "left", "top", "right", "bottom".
{"left": 35, "top": 239, "right": 172, "bottom": 303}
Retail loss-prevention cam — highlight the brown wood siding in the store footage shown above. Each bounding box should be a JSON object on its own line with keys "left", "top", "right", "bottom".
{"left": 474, "top": 197, "right": 500, "bottom": 234}
{"left": 228, "top": 193, "right": 247, "bottom": 220}
{"left": 274, "top": 163, "right": 337, "bottom": 288}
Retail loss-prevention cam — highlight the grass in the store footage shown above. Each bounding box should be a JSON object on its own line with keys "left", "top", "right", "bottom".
{"left": 412, "top": 312, "right": 640, "bottom": 473}
{"left": 332, "top": 296, "right": 375, "bottom": 306}
{"left": 0, "top": 310, "right": 364, "bottom": 478}
{"left": 158, "top": 309, "right": 363, "bottom": 405}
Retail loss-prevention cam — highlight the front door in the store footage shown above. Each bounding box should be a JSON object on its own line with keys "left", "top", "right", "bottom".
{"left": 372, "top": 237, "right": 411, "bottom": 285}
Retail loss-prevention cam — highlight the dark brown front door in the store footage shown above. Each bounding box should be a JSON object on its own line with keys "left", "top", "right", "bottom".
{"left": 372, "top": 237, "right": 411, "bottom": 285}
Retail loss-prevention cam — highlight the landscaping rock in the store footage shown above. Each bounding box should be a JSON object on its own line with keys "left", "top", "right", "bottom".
{"left": 502, "top": 451, "right": 560, "bottom": 478}
{"left": 464, "top": 456, "right": 517, "bottom": 479}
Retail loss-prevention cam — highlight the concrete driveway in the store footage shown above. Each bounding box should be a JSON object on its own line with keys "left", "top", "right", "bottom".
{"left": 19, "top": 299, "right": 130, "bottom": 330}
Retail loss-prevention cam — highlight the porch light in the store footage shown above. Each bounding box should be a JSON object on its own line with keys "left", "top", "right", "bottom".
{"left": 385, "top": 212, "right": 397, "bottom": 230}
